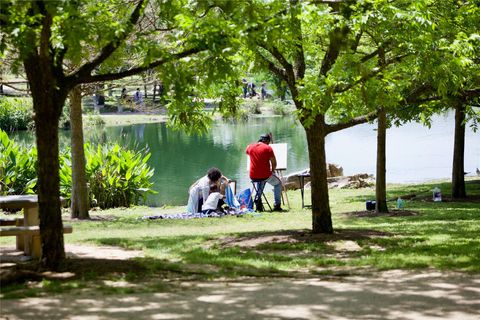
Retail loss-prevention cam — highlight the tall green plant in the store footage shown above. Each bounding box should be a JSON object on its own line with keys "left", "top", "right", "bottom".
{"left": 0, "top": 129, "right": 37, "bottom": 195}
{"left": 0, "top": 97, "right": 34, "bottom": 131}
{"left": 1, "top": 131, "right": 155, "bottom": 207}
{"left": 60, "top": 143, "right": 156, "bottom": 209}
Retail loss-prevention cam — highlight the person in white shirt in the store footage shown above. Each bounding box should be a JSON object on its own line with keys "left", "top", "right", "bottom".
{"left": 202, "top": 190, "right": 225, "bottom": 212}
{"left": 187, "top": 167, "right": 229, "bottom": 213}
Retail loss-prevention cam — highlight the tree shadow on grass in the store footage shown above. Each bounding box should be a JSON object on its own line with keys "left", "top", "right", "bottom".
{"left": 342, "top": 179, "right": 480, "bottom": 205}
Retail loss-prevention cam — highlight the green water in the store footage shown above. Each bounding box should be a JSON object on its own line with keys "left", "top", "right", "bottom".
{"left": 100, "top": 117, "right": 308, "bottom": 206}
{"left": 11, "top": 112, "right": 478, "bottom": 206}
{"left": 13, "top": 116, "right": 309, "bottom": 206}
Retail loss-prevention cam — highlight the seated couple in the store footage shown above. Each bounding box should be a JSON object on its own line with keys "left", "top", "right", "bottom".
{"left": 187, "top": 167, "right": 230, "bottom": 214}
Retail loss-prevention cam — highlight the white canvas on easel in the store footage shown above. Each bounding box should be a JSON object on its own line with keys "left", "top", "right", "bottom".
{"left": 270, "top": 143, "right": 287, "bottom": 170}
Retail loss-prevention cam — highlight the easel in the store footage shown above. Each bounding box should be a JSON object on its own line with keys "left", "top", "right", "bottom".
{"left": 270, "top": 143, "right": 290, "bottom": 209}
{"left": 275, "top": 169, "right": 290, "bottom": 209}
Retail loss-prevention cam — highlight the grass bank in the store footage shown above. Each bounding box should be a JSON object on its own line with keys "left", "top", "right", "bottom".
{"left": 1, "top": 179, "right": 479, "bottom": 298}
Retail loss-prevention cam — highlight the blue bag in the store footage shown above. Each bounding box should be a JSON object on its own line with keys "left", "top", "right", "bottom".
{"left": 225, "top": 184, "right": 240, "bottom": 208}
{"left": 236, "top": 188, "right": 253, "bottom": 210}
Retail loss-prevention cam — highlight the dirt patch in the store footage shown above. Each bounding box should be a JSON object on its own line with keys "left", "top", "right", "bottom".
{"left": 2, "top": 271, "right": 479, "bottom": 320}
{"left": 218, "top": 229, "right": 390, "bottom": 248}
{"left": 345, "top": 210, "right": 418, "bottom": 218}
{"left": 63, "top": 214, "right": 118, "bottom": 222}
{"left": 0, "top": 244, "right": 145, "bottom": 286}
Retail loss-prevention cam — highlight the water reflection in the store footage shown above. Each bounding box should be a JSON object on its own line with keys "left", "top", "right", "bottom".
{"left": 8, "top": 113, "right": 480, "bottom": 206}
{"left": 82, "top": 117, "right": 308, "bottom": 206}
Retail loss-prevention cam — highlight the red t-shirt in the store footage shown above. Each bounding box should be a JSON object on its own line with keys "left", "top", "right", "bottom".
{"left": 246, "top": 142, "right": 274, "bottom": 179}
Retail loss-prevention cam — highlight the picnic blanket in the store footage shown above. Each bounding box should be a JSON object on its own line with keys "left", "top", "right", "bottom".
{"left": 142, "top": 188, "right": 254, "bottom": 220}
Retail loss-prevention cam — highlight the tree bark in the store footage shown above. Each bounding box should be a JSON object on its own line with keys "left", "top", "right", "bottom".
{"left": 25, "top": 57, "right": 68, "bottom": 269}
{"left": 452, "top": 102, "right": 466, "bottom": 198}
{"left": 69, "top": 86, "right": 90, "bottom": 219}
{"left": 305, "top": 115, "right": 333, "bottom": 234}
{"left": 375, "top": 108, "right": 389, "bottom": 213}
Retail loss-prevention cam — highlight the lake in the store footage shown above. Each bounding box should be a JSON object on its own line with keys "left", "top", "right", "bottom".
{"left": 9, "top": 113, "right": 480, "bottom": 206}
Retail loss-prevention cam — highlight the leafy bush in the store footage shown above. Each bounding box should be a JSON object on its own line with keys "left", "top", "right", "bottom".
{"left": 0, "top": 130, "right": 37, "bottom": 195}
{"left": 241, "top": 100, "right": 262, "bottom": 115}
{"left": 0, "top": 97, "right": 34, "bottom": 131}
{"left": 272, "top": 102, "right": 289, "bottom": 116}
{"left": 1, "top": 129, "right": 156, "bottom": 208}
{"left": 60, "top": 143, "right": 156, "bottom": 209}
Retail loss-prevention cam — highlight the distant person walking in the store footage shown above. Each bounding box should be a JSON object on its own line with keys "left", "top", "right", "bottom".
{"left": 248, "top": 82, "right": 257, "bottom": 98}
{"left": 242, "top": 78, "right": 248, "bottom": 98}
{"left": 133, "top": 88, "right": 143, "bottom": 105}
{"left": 261, "top": 82, "right": 267, "bottom": 100}
{"left": 121, "top": 88, "right": 128, "bottom": 100}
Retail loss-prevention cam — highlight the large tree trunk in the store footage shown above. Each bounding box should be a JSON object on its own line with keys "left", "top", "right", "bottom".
{"left": 452, "top": 102, "right": 466, "bottom": 199}
{"left": 25, "top": 57, "right": 67, "bottom": 269}
{"left": 375, "top": 108, "right": 388, "bottom": 213}
{"left": 69, "top": 86, "right": 90, "bottom": 219}
{"left": 305, "top": 115, "right": 333, "bottom": 234}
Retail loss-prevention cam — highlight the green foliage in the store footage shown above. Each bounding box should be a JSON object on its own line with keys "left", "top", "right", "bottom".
{"left": 0, "top": 130, "right": 155, "bottom": 207}
{"left": 243, "top": 100, "right": 262, "bottom": 115}
{"left": 60, "top": 143, "right": 156, "bottom": 209}
{"left": 0, "top": 129, "right": 37, "bottom": 195}
{"left": 0, "top": 97, "right": 34, "bottom": 131}
{"left": 271, "top": 104, "right": 286, "bottom": 116}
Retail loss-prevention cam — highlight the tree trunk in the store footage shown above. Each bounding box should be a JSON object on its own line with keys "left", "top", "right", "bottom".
{"left": 25, "top": 56, "right": 67, "bottom": 268}
{"left": 305, "top": 116, "right": 333, "bottom": 234}
{"left": 375, "top": 108, "right": 389, "bottom": 213}
{"left": 452, "top": 102, "right": 466, "bottom": 198}
{"left": 69, "top": 86, "right": 90, "bottom": 219}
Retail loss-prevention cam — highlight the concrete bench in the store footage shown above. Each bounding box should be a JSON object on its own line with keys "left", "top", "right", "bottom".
{"left": 0, "top": 225, "right": 73, "bottom": 258}
{"left": 0, "top": 217, "right": 24, "bottom": 226}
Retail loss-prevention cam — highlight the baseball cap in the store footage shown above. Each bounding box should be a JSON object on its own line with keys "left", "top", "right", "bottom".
{"left": 258, "top": 134, "right": 271, "bottom": 143}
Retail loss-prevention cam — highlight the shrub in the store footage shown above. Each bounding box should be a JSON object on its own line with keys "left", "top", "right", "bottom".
{"left": 272, "top": 102, "right": 289, "bottom": 116}
{"left": 0, "top": 97, "right": 34, "bottom": 131}
{"left": 1, "top": 130, "right": 156, "bottom": 208}
{"left": 0, "top": 130, "right": 37, "bottom": 195}
{"left": 60, "top": 143, "right": 156, "bottom": 209}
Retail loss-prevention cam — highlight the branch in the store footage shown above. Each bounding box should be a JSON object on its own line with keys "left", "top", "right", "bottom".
{"left": 290, "top": 0, "right": 306, "bottom": 79}
{"left": 462, "top": 88, "right": 480, "bottom": 98}
{"left": 0, "top": 82, "right": 30, "bottom": 92}
{"left": 309, "top": 0, "right": 347, "bottom": 5}
{"left": 255, "top": 49, "right": 288, "bottom": 81}
{"left": 326, "top": 109, "right": 379, "bottom": 134}
{"left": 333, "top": 53, "right": 409, "bottom": 93}
{"left": 326, "top": 83, "right": 438, "bottom": 135}
{"left": 257, "top": 42, "right": 292, "bottom": 72}
{"left": 360, "top": 48, "right": 380, "bottom": 63}
{"left": 72, "top": 0, "right": 146, "bottom": 80}
{"left": 74, "top": 46, "right": 205, "bottom": 84}
{"left": 319, "top": 25, "right": 349, "bottom": 77}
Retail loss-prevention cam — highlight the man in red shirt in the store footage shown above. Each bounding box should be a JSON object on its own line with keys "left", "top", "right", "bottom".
{"left": 246, "top": 133, "right": 284, "bottom": 211}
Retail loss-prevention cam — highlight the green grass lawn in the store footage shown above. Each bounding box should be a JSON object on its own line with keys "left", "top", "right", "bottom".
{"left": 1, "top": 179, "right": 479, "bottom": 297}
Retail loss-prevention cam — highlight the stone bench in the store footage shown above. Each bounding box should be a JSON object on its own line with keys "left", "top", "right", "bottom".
{"left": 0, "top": 217, "right": 24, "bottom": 226}
{"left": 0, "top": 225, "right": 73, "bottom": 258}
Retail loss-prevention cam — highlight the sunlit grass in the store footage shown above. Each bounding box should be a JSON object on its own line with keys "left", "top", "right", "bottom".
{"left": 1, "top": 179, "right": 479, "bottom": 297}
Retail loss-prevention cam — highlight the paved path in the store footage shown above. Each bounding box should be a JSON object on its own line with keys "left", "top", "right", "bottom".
{"left": 1, "top": 270, "right": 479, "bottom": 320}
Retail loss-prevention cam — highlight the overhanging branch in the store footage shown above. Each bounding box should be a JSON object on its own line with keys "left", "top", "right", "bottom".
{"left": 75, "top": 46, "right": 205, "bottom": 84}
{"left": 326, "top": 109, "right": 379, "bottom": 134}
{"left": 72, "top": 0, "right": 146, "bottom": 81}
